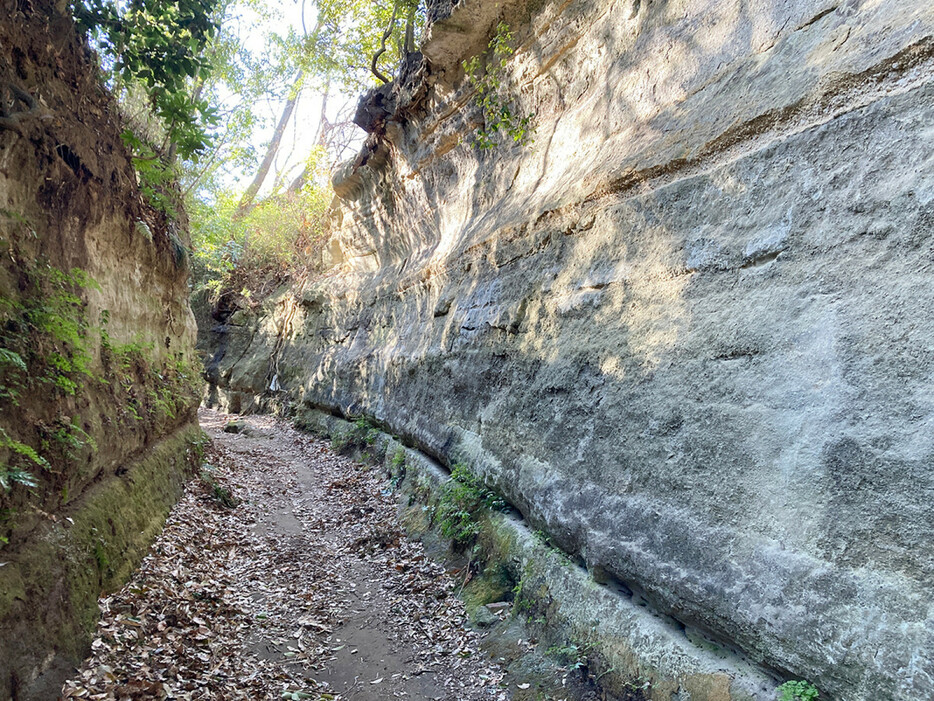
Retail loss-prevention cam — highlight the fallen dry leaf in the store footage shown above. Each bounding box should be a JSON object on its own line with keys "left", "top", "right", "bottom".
{"left": 59, "top": 409, "right": 509, "bottom": 701}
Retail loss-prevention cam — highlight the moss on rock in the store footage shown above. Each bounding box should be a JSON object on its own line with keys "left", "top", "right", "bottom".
{"left": 0, "top": 423, "right": 203, "bottom": 700}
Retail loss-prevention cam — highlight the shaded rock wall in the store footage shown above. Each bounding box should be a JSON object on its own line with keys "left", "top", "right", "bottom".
{"left": 0, "top": 2, "right": 201, "bottom": 697}
{"left": 204, "top": 0, "right": 934, "bottom": 698}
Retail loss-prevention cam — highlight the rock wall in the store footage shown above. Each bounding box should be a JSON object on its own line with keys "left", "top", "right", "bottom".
{"left": 0, "top": 2, "right": 202, "bottom": 698}
{"left": 204, "top": 0, "right": 934, "bottom": 698}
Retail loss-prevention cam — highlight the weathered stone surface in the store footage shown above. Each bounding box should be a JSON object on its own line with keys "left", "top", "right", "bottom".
{"left": 470, "top": 604, "right": 500, "bottom": 629}
{"left": 205, "top": 0, "right": 934, "bottom": 697}
{"left": 296, "top": 407, "right": 776, "bottom": 700}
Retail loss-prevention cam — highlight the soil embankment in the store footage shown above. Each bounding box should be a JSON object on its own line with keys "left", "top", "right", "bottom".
{"left": 0, "top": 1, "right": 201, "bottom": 696}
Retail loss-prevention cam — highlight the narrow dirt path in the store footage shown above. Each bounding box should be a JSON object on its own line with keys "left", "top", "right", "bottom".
{"left": 60, "top": 409, "right": 509, "bottom": 700}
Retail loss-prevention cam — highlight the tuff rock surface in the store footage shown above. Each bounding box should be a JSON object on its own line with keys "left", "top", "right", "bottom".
{"left": 202, "top": 1, "right": 934, "bottom": 698}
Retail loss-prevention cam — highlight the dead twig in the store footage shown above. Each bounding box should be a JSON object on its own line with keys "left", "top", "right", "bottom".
{"left": 458, "top": 556, "right": 473, "bottom": 597}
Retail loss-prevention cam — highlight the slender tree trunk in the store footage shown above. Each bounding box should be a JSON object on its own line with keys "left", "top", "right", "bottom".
{"left": 236, "top": 74, "right": 302, "bottom": 216}
{"left": 404, "top": 4, "right": 416, "bottom": 54}
{"left": 288, "top": 81, "right": 331, "bottom": 193}
{"left": 237, "top": 16, "right": 327, "bottom": 213}
{"left": 314, "top": 82, "right": 331, "bottom": 148}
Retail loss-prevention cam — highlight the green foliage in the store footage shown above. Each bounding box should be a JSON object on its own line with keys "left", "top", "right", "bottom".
{"left": 121, "top": 130, "right": 183, "bottom": 216}
{"left": 389, "top": 447, "right": 407, "bottom": 488}
{"left": 0, "top": 428, "right": 49, "bottom": 492}
{"left": 201, "top": 465, "right": 240, "bottom": 508}
{"left": 92, "top": 538, "right": 110, "bottom": 571}
{"left": 189, "top": 178, "right": 331, "bottom": 291}
{"left": 778, "top": 680, "right": 820, "bottom": 701}
{"left": 0, "top": 260, "right": 203, "bottom": 507}
{"left": 0, "top": 264, "right": 98, "bottom": 404}
{"left": 0, "top": 208, "right": 36, "bottom": 234}
{"left": 352, "top": 417, "right": 380, "bottom": 445}
{"left": 546, "top": 642, "right": 590, "bottom": 671}
{"left": 512, "top": 577, "right": 531, "bottom": 614}
{"left": 391, "top": 447, "right": 406, "bottom": 469}
{"left": 435, "top": 463, "right": 505, "bottom": 547}
{"left": 70, "top": 0, "right": 221, "bottom": 218}
{"left": 102, "top": 339, "right": 203, "bottom": 426}
{"left": 41, "top": 417, "right": 97, "bottom": 464}
{"left": 176, "top": 0, "right": 290, "bottom": 201}
{"left": 0, "top": 349, "right": 27, "bottom": 404}
{"left": 180, "top": 0, "right": 420, "bottom": 211}
{"left": 181, "top": 1, "right": 430, "bottom": 294}
{"left": 622, "top": 677, "right": 651, "bottom": 694}
{"left": 302, "top": 0, "right": 426, "bottom": 92}
{"left": 463, "top": 22, "right": 534, "bottom": 150}
{"left": 0, "top": 349, "right": 27, "bottom": 373}
{"left": 73, "top": 0, "right": 220, "bottom": 160}
{"left": 187, "top": 431, "right": 210, "bottom": 464}
{"left": 330, "top": 417, "right": 384, "bottom": 462}
{"left": 0, "top": 264, "right": 101, "bottom": 494}
{"left": 329, "top": 430, "right": 350, "bottom": 453}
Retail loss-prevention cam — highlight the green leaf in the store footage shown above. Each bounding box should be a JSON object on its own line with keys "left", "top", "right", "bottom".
{"left": 0, "top": 349, "right": 26, "bottom": 373}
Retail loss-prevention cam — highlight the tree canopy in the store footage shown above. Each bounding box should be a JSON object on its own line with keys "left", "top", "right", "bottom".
{"left": 72, "top": 0, "right": 427, "bottom": 294}
{"left": 73, "top": 0, "right": 220, "bottom": 159}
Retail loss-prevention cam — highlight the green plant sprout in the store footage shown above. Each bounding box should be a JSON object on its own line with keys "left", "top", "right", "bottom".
{"left": 778, "top": 680, "right": 820, "bottom": 701}
{"left": 463, "top": 22, "right": 535, "bottom": 150}
{"left": 435, "top": 463, "right": 506, "bottom": 546}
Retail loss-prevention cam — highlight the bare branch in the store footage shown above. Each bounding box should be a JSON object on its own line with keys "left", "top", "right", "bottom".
{"left": 371, "top": 0, "right": 401, "bottom": 84}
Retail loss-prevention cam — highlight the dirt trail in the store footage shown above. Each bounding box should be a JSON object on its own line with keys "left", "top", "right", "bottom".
{"left": 60, "top": 409, "right": 509, "bottom": 700}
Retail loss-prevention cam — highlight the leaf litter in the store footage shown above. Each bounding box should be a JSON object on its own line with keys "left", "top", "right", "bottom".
{"left": 60, "top": 409, "right": 508, "bottom": 700}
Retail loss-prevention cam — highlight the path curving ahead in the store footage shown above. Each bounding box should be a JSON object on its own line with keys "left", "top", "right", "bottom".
{"left": 60, "top": 410, "right": 509, "bottom": 700}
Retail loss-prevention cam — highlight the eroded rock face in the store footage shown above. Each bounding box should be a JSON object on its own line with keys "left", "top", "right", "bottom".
{"left": 205, "top": 0, "right": 934, "bottom": 697}
{"left": 0, "top": 2, "right": 201, "bottom": 697}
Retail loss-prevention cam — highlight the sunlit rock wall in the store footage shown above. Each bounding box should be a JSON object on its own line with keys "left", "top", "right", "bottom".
{"left": 206, "top": 1, "right": 934, "bottom": 697}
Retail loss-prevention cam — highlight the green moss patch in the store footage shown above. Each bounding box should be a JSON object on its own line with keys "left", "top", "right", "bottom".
{"left": 0, "top": 421, "right": 203, "bottom": 697}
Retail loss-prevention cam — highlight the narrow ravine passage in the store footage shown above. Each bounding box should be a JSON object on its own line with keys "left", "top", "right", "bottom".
{"left": 59, "top": 410, "right": 509, "bottom": 700}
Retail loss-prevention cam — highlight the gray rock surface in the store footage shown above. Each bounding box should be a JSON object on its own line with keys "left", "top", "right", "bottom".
{"left": 203, "top": 1, "right": 934, "bottom": 698}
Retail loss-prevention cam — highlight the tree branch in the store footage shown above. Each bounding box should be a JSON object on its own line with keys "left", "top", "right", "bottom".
{"left": 0, "top": 82, "right": 41, "bottom": 136}
{"left": 370, "top": 0, "right": 401, "bottom": 84}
